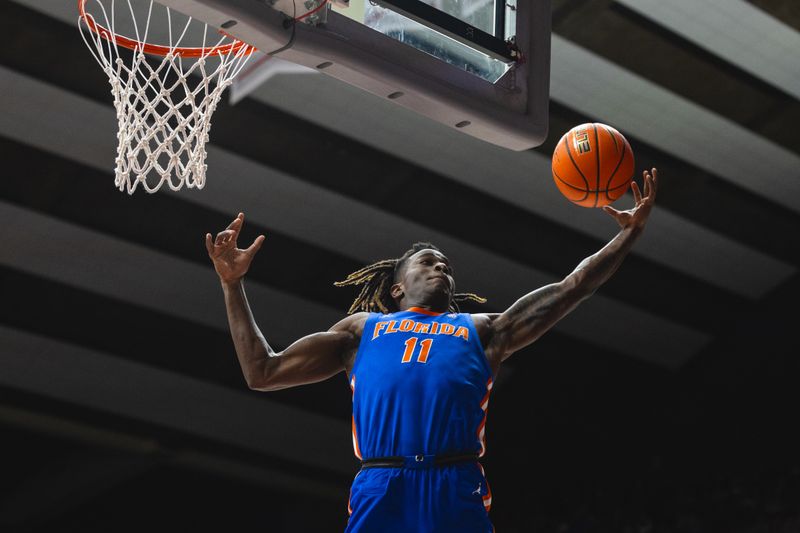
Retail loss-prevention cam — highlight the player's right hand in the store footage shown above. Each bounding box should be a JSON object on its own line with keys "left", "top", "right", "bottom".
{"left": 205, "top": 213, "right": 265, "bottom": 284}
{"left": 601, "top": 167, "right": 658, "bottom": 230}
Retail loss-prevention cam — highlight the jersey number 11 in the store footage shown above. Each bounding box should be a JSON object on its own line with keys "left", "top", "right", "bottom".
{"left": 401, "top": 337, "right": 433, "bottom": 364}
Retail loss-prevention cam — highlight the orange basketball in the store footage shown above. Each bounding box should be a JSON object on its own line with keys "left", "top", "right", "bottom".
{"left": 551, "top": 123, "right": 635, "bottom": 208}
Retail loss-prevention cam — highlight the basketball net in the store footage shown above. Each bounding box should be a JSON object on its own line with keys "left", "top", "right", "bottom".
{"left": 78, "top": 0, "right": 256, "bottom": 194}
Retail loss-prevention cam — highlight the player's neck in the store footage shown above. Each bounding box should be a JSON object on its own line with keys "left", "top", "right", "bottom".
{"left": 400, "top": 297, "right": 449, "bottom": 314}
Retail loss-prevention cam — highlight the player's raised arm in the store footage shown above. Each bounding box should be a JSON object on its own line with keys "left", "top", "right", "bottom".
{"left": 481, "top": 168, "right": 658, "bottom": 364}
{"left": 206, "top": 213, "right": 364, "bottom": 391}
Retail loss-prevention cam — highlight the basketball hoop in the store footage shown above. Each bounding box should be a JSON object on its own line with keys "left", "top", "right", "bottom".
{"left": 78, "top": 0, "right": 256, "bottom": 193}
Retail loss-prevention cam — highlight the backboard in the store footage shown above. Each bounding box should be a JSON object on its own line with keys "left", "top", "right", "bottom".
{"left": 158, "top": 0, "right": 551, "bottom": 151}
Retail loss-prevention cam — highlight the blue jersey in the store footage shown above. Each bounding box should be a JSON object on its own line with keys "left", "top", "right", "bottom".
{"left": 349, "top": 307, "right": 494, "bottom": 459}
{"left": 345, "top": 307, "right": 495, "bottom": 532}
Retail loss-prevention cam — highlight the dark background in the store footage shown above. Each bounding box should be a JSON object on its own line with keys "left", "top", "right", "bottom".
{"left": 1, "top": 1, "right": 799, "bottom": 532}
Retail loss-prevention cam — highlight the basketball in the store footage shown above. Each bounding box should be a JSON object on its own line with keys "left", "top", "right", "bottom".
{"left": 551, "top": 123, "right": 635, "bottom": 208}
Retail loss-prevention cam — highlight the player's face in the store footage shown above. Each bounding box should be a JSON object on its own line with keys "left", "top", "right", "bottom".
{"left": 394, "top": 249, "right": 455, "bottom": 308}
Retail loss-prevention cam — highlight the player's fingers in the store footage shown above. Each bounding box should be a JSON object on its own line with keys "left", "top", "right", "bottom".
{"left": 215, "top": 229, "right": 235, "bottom": 246}
{"left": 205, "top": 233, "right": 214, "bottom": 255}
{"left": 245, "top": 234, "right": 266, "bottom": 255}
{"left": 232, "top": 212, "right": 245, "bottom": 238}
{"left": 631, "top": 180, "right": 642, "bottom": 204}
{"left": 225, "top": 212, "right": 244, "bottom": 232}
{"left": 650, "top": 168, "right": 658, "bottom": 199}
{"left": 646, "top": 168, "right": 658, "bottom": 200}
{"left": 602, "top": 205, "right": 621, "bottom": 217}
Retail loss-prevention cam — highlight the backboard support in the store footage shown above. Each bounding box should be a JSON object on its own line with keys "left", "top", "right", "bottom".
{"left": 158, "top": 0, "right": 551, "bottom": 151}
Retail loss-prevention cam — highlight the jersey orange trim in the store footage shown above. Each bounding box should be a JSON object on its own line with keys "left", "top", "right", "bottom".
{"left": 406, "top": 306, "right": 445, "bottom": 316}
{"left": 350, "top": 375, "right": 363, "bottom": 460}
{"left": 478, "top": 463, "right": 493, "bottom": 513}
{"left": 477, "top": 377, "right": 493, "bottom": 457}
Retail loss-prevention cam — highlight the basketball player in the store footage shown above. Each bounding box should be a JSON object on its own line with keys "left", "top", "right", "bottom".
{"left": 205, "top": 169, "right": 658, "bottom": 532}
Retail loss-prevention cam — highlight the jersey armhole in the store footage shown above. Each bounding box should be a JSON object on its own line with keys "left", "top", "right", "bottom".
{"left": 465, "top": 314, "right": 495, "bottom": 380}
{"left": 346, "top": 312, "right": 378, "bottom": 382}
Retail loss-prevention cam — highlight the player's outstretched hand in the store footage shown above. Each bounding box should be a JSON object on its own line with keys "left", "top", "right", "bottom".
{"left": 602, "top": 167, "right": 658, "bottom": 230}
{"left": 205, "top": 213, "right": 265, "bottom": 284}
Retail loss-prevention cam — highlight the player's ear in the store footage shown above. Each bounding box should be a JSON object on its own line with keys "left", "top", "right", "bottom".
{"left": 390, "top": 282, "right": 404, "bottom": 300}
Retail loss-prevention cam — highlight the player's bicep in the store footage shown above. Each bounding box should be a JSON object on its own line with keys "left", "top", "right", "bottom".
{"left": 250, "top": 313, "right": 366, "bottom": 391}
{"left": 250, "top": 330, "right": 351, "bottom": 391}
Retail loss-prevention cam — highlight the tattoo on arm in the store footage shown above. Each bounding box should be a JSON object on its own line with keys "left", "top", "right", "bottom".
{"left": 492, "top": 226, "right": 642, "bottom": 360}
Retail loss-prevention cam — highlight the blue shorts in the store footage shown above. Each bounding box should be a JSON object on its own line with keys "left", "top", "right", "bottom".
{"left": 345, "top": 461, "right": 493, "bottom": 533}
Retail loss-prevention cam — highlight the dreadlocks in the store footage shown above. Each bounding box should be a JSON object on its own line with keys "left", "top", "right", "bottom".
{"left": 334, "top": 242, "right": 487, "bottom": 314}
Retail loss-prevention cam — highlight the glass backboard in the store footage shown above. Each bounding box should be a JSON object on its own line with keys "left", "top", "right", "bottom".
{"left": 158, "top": 0, "right": 551, "bottom": 150}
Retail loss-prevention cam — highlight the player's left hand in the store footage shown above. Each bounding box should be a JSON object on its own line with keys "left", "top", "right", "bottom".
{"left": 205, "top": 212, "right": 265, "bottom": 284}
{"left": 602, "top": 167, "right": 658, "bottom": 230}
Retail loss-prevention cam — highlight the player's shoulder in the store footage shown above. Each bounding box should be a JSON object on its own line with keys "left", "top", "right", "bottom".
{"left": 469, "top": 312, "right": 501, "bottom": 325}
{"left": 329, "top": 311, "right": 370, "bottom": 336}
{"left": 469, "top": 312, "right": 501, "bottom": 337}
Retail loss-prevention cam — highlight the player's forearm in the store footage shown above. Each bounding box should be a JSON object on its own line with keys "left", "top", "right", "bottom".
{"left": 220, "top": 279, "right": 275, "bottom": 388}
{"left": 567, "top": 225, "right": 643, "bottom": 298}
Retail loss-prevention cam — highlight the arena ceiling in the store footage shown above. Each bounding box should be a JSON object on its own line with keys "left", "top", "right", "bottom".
{"left": 1, "top": 1, "right": 798, "bottom": 531}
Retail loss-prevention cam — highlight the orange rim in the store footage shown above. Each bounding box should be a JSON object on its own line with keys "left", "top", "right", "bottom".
{"left": 78, "top": 0, "right": 257, "bottom": 58}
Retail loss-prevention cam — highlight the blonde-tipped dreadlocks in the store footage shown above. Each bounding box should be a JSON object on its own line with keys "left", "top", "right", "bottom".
{"left": 334, "top": 243, "right": 487, "bottom": 314}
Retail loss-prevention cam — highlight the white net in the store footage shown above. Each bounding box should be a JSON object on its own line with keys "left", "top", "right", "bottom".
{"left": 79, "top": 1, "right": 254, "bottom": 193}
